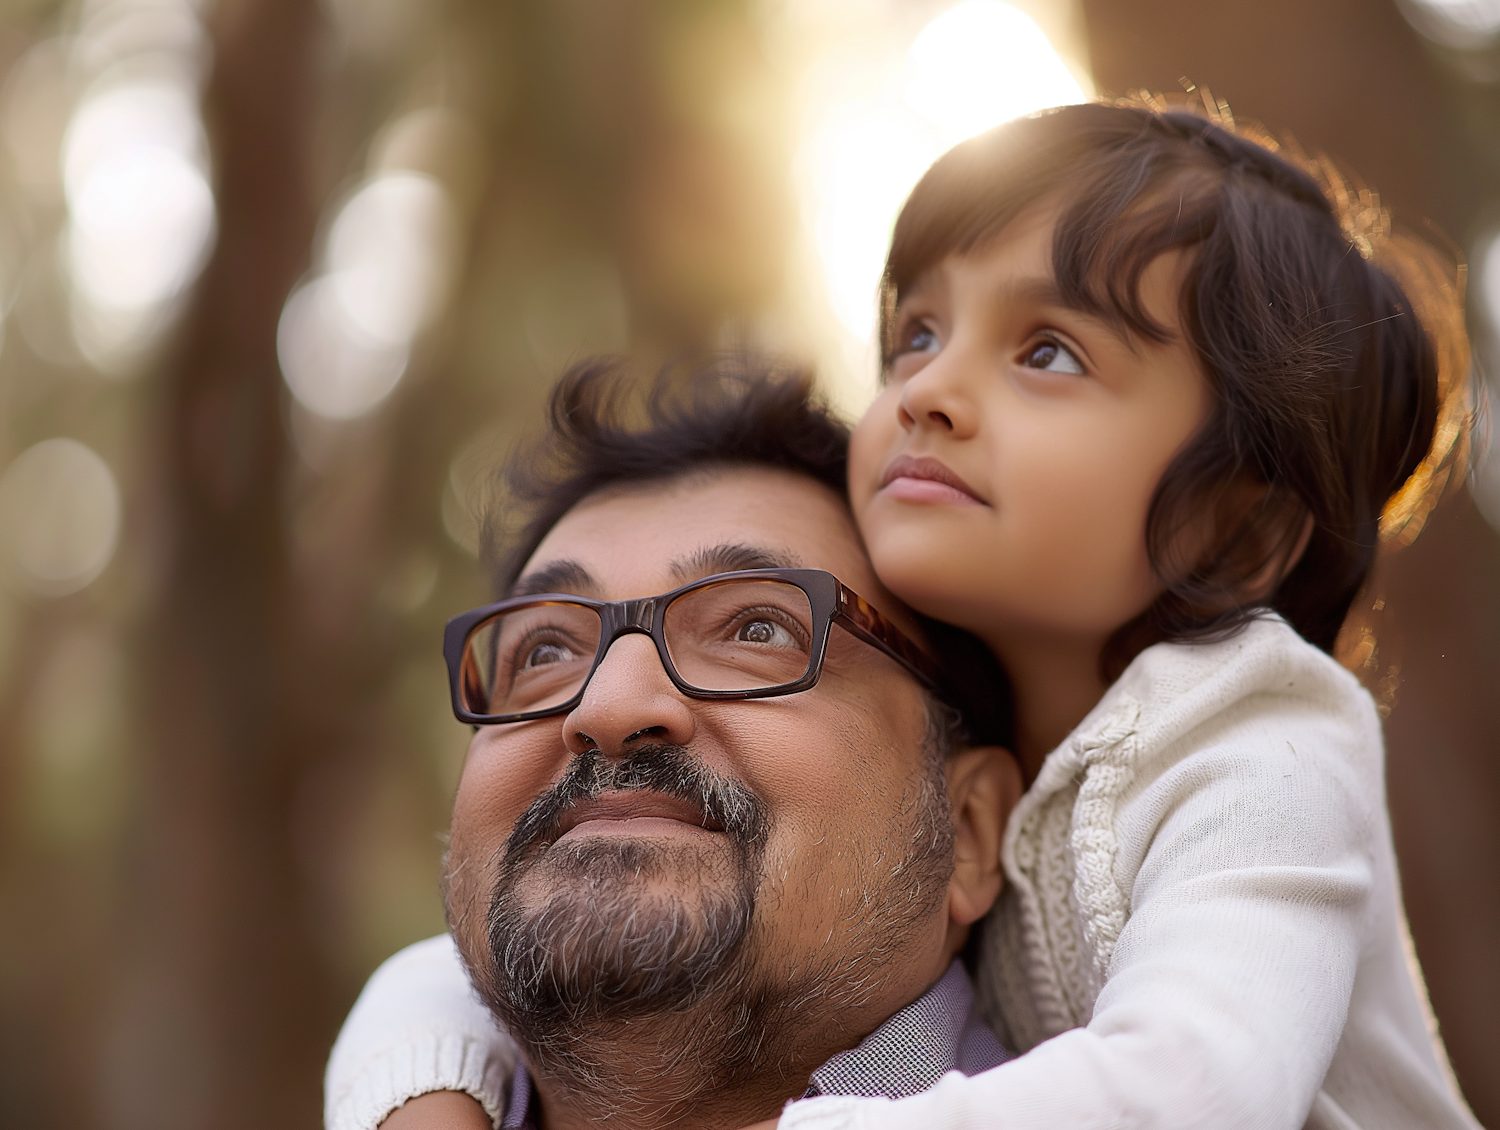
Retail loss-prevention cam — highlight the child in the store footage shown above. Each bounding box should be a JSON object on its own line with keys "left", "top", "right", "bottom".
{"left": 326, "top": 98, "right": 1479, "bottom": 1130}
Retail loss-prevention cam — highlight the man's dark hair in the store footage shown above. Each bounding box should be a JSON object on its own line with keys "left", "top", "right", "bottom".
{"left": 482, "top": 356, "right": 847, "bottom": 592}
{"left": 480, "top": 355, "right": 1011, "bottom": 746}
{"left": 885, "top": 99, "right": 1468, "bottom": 674}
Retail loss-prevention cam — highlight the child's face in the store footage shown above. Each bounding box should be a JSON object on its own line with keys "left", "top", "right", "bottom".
{"left": 849, "top": 207, "right": 1210, "bottom": 647}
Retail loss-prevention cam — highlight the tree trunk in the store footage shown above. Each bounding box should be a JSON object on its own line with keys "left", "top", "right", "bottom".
{"left": 114, "top": 1, "right": 340, "bottom": 1126}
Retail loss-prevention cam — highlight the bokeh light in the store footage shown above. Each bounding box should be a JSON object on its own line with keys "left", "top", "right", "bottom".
{"left": 795, "top": 0, "right": 1088, "bottom": 400}
{"left": 907, "top": 1, "right": 1089, "bottom": 145}
{"left": 1399, "top": 0, "right": 1500, "bottom": 49}
{"left": 1471, "top": 230, "right": 1500, "bottom": 532}
{"left": 277, "top": 277, "right": 411, "bottom": 421}
{"left": 0, "top": 438, "right": 122, "bottom": 596}
{"left": 55, "top": 0, "right": 215, "bottom": 370}
{"left": 278, "top": 170, "right": 458, "bottom": 420}
{"left": 326, "top": 173, "right": 455, "bottom": 348}
{"left": 63, "top": 80, "right": 215, "bottom": 313}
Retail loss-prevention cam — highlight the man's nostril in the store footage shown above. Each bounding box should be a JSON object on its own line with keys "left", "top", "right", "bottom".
{"left": 930, "top": 410, "right": 953, "bottom": 429}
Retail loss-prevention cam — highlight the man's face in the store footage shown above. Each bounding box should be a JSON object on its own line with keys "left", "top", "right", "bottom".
{"left": 444, "top": 467, "right": 958, "bottom": 1078}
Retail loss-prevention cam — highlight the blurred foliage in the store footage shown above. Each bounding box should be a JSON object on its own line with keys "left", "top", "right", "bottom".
{"left": 0, "top": 0, "right": 794, "bottom": 1126}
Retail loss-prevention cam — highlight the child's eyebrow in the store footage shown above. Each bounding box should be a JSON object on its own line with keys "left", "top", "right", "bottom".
{"left": 1004, "top": 275, "right": 1069, "bottom": 309}
{"left": 996, "top": 275, "right": 1134, "bottom": 346}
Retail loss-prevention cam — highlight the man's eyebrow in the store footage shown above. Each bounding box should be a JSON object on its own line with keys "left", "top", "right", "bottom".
{"left": 510, "top": 559, "right": 598, "bottom": 598}
{"left": 669, "top": 543, "right": 802, "bottom": 582}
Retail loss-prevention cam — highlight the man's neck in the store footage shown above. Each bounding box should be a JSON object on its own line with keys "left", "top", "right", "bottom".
{"left": 523, "top": 1007, "right": 835, "bottom": 1130}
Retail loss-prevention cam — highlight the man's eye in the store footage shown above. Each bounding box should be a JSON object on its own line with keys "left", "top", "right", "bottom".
{"left": 523, "top": 642, "right": 575, "bottom": 668}
{"left": 1022, "top": 339, "right": 1085, "bottom": 375}
{"left": 735, "top": 618, "right": 796, "bottom": 647}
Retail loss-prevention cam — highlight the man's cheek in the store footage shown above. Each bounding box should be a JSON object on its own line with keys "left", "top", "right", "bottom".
{"left": 442, "top": 844, "right": 498, "bottom": 976}
{"left": 751, "top": 822, "right": 848, "bottom": 944}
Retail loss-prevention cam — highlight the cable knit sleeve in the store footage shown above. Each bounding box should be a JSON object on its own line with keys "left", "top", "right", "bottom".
{"left": 780, "top": 621, "right": 1477, "bottom": 1130}
{"left": 324, "top": 935, "right": 517, "bottom": 1130}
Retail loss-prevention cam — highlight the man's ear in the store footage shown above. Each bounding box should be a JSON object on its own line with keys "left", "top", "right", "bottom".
{"left": 944, "top": 745, "right": 1023, "bottom": 928}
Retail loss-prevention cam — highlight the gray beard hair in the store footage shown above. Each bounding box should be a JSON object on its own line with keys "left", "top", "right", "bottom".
{"left": 468, "top": 723, "right": 956, "bottom": 1123}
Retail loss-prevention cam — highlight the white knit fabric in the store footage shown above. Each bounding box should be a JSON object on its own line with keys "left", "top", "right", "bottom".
{"left": 324, "top": 935, "right": 515, "bottom": 1130}
{"left": 324, "top": 619, "right": 1482, "bottom": 1130}
{"left": 783, "top": 616, "right": 1480, "bottom": 1130}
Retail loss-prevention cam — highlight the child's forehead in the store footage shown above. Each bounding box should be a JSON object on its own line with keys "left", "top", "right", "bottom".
{"left": 894, "top": 234, "right": 1194, "bottom": 362}
{"left": 899, "top": 202, "right": 1061, "bottom": 301}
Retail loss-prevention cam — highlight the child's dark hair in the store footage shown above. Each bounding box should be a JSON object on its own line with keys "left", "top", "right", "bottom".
{"left": 883, "top": 97, "right": 1469, "bottom": 673}
{"left": 480, "top": 355, "right": 1013, "bottom": 747}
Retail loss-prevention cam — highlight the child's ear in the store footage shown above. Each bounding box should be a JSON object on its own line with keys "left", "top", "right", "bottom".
{"left": 1240, "top": 511, "right": 1315, "bottom": 603}
{"left": 944, "top": 745, "right": 1024, "bottom": 928}
{"left": 1175, "top": 480, "right": 1316, "bottom": 607}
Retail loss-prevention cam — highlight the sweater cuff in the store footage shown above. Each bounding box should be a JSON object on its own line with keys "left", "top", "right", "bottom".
{"left": 325, "top": 1031, "right": 510, "bottom": 1130}
{"left": 778, "top": 1095, "right": 887, "bottom": 1130}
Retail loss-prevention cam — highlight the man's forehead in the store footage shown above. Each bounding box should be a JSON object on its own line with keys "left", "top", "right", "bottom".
{"left": 516, "top": 467, "right": 872, "bottom": 600}
{"left": 512, "top": 542, "right": 805, "bottom": 598}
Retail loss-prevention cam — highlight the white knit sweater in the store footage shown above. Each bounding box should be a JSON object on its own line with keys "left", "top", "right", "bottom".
{"left": 324, "top": 617, "right": 1481, "bottom": 1130}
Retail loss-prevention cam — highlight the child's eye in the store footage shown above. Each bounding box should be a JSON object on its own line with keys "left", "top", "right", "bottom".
{"left": 1021, "top": 339, "right": 1085, "bottom": 375}
{"left": 899, "top": 322, "right": 941, "bottom": 355}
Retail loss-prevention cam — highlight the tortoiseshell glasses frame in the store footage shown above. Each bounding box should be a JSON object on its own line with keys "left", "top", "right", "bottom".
{"left": 444, "top": 568, "right": 939, "bottom": 726}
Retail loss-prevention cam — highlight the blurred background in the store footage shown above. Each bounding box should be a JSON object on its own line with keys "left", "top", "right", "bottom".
{"left": 0, "top": 0, "right": 1494, "bottom": 1127}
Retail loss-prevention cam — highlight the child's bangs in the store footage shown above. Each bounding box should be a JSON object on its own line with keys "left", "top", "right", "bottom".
{"left": 880, "top": 104, "right": 1234, "bottom": 361}
{"left": 1050, "top": 164, "right": 1226, "bottom": 346}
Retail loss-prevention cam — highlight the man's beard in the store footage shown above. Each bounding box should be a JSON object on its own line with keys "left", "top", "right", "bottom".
{"left": 479, "top": 744, "right": 770, "bottom": 1041}
{"left": 451, "top": 731, "right": 956, "bottom": 1118}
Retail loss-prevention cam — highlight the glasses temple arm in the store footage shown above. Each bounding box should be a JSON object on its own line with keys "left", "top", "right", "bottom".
{"left": 833, "top": 584, "right": 941, "bottom": 690}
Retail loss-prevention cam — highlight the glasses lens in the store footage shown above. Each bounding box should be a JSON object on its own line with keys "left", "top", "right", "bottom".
{"left": 460, "top": 601, "right": 603, "bottom": 718}
{"left": 663, "top": 579, "right": 816, "bottom": 693}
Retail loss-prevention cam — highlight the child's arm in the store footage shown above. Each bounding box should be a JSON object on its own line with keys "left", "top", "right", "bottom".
{"left": 776, "top": 695, "right": 1472, "bottom": 1130}
{"left": 380, "top": 1092, "right": 492, "bottom": 1130}
{"left": 325, "top": 934, "right": 516, "bottom": 1130}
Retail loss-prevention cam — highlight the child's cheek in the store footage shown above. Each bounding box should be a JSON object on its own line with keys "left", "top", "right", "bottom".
{"left": 848, "top": 387, "right": 900, "bottom": 515}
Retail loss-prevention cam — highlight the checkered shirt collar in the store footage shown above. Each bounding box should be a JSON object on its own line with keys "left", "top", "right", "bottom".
{"left": 803, "top": 959, "right": 1010, "bottom": 1099}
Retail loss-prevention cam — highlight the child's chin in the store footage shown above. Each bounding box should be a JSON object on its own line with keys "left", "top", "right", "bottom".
{"left": 866, "top": 541, "right": 969, "bottom": 616}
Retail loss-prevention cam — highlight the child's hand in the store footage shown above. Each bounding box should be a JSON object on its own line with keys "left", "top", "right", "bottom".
{"left": 378, "top": 1090, "right": 491, "bottom": 1130}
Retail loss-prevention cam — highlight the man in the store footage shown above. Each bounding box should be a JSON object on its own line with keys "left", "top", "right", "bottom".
{"left": 324, "top": 359, "right": 1022, "bottom": 1130}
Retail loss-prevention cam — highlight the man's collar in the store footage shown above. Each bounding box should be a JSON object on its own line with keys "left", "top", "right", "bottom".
{"left": 804, "top": 960, "right": 1010, "bottom": 1099}
{"left": 500, "top": 960, "right": 1010, "bottom": 1128}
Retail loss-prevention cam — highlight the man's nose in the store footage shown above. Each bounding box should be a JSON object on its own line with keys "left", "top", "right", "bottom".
{"left": 562, "top": 631, "right": 697, "bottom": 758}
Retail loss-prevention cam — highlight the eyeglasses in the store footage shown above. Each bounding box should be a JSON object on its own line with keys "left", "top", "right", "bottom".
{"left": 444, "top": 568, "right": 938, "bottom": 725}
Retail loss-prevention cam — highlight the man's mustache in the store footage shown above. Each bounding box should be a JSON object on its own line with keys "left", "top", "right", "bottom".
{"left": 504, "top": 744, "right": 769, "bottom": 858}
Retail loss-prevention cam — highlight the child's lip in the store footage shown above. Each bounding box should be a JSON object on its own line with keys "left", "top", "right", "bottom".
{"left": 879, "top": 454, "right": 986, "bottom": 505}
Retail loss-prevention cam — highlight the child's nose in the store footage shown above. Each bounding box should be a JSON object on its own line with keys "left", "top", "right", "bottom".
{"left": 899, "top": 401, "right": 955, "bottom": 431}
{"left": 897, "top": 350, "right": 979, "bottom": 438}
